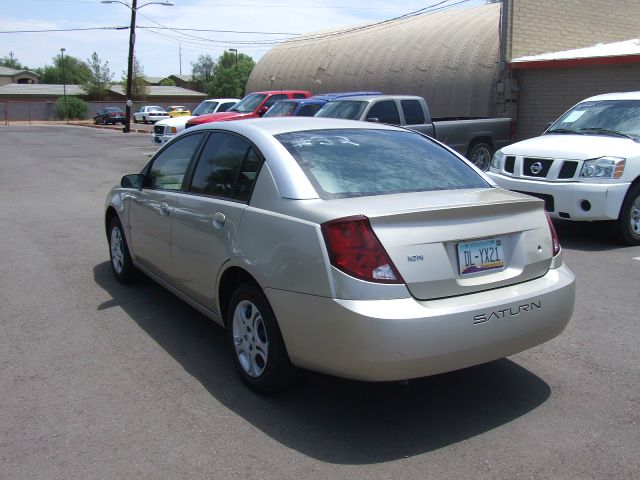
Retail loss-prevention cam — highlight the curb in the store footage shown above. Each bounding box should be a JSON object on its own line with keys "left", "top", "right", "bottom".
{"left": 70, "top": 122, "right": 150, "bottom": 134}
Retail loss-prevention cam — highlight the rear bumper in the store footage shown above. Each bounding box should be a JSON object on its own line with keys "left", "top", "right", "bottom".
{"left": 486, "top": 172, "right": 629, "bottom": 221}
{"left": 266, "top": 264, "right": 575, "bottom": 381}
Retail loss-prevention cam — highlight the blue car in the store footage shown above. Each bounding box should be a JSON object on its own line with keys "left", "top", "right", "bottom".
{"left": 264, "top": 91, "right": 382, "bottom": 118}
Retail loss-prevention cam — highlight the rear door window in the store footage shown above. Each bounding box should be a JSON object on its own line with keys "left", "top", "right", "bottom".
{"left": 298, "top": 104, "right": 323, "bottom": 117}
{"left": 218, "top": 102, "right": 236, "bottom": 112}
{"left": 366, "top": 101, "right": 401, "bottom": 124}
{"left": 401, "top": 100, "right": 426, "bottom": 124}
{"left": 189, "top": 132, "right": 262, "bottom": 202}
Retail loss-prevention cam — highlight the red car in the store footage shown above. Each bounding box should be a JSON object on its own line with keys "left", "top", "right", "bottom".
{"left": 185, "top": 90, "right": 311, "bottom": 128}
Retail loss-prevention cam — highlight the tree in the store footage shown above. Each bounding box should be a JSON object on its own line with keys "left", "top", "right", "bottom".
{"left": 159, "top": 77, "right": 176, "bottom": 86}
{"left": 0, "top": 54, "right": 26, "bottom": 70}
{"left": 206, "top": 52, "right": 255, "bottom": 98}
{"left": 82, "top": 52, "right": 113, "bottom": 100}
{"left": 121, "top": 56, "right": 149, "bottom": 100}
{"left": 36, "top": 53, "right": 91, "bottom": 84}
{"left": 191, "top": 54, "right": 217, "bottom": 95}
{"left": 56, "top": 96, "right": 87, "bottom": 120}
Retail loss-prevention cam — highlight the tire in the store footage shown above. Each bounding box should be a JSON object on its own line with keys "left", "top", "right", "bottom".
{"left": 467, "top": 141, "right": 493, "bottom": 172}
{"left": 108, "top": 216, "right": 138, "bottom": 283}
{"left": 226, "top": 283, "right": 294, "bottom": 393}
{"left": 133, "top": 117, "right": 138, "bottom": 124}
{"left": 616, "top": 183, "right": 640, "bottom": 245}
{"left": 94, "top": 118, "right": 99, "bottom": 125}
{"left": 142, "top": 116, "right": 147, "bottom": 124}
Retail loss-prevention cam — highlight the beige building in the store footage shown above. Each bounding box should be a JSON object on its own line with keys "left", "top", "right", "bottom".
{"left": 247, "top": 0, "right": 640, "bottom": 140}
{"left": 0, "top": 66, "right": 40, "bottom": 87}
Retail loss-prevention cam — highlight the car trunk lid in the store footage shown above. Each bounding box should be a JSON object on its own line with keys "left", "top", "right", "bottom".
{"left": 361, "top": 189, "right": 553, "bottom": 300}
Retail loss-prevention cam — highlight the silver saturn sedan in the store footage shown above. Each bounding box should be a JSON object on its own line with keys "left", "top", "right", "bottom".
{"left": 105, "top": 117, "right": 575, "bottom": 392}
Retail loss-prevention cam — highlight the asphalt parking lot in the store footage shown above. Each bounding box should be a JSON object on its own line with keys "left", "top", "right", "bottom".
{"left": 1, "top": 125, "right": 638, "bottom": 479}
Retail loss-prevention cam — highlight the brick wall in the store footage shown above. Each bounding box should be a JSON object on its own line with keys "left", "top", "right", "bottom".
{"left": 515, "top": 63, "right": 640, "bottom": 140}
{"left": 506, "top": 0, "right": 640, "bottom": 60}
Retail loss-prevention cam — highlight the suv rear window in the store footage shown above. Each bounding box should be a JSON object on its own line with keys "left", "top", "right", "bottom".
{"left": 276, "top": 129, "right": 487, "bottom": 199}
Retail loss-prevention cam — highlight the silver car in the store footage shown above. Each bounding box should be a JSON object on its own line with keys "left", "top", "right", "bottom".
{"left": 105, "top": 118, "right": 575, "bottom": 392}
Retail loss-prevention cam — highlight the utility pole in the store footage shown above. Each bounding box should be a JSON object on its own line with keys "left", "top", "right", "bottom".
{"left": 101, "top": 0, "right": 173, "bottom": 133}
{"left": 179, "top": 44, "right": 182, "bottom": 75}
{"left": 60, "top": 48, "right": 67, "bottom": 120}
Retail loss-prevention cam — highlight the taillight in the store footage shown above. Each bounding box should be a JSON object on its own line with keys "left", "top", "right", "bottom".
{"left": 108, "top": 112, "right": 116, "bottom": 117}
{"left": 321, "top": 215, "right": 403, "bottom": 284}
{"left": 546, "top": 213, "right": 561, "bottom": 256}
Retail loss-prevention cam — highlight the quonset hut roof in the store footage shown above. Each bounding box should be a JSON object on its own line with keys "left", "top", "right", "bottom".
{"left": 246, "top": 4, "right": 501, "bottom": 118}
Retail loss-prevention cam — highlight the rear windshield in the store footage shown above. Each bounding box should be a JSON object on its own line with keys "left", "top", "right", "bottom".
{"left": 276, "top": 129, "right": 488, "bottom": 199}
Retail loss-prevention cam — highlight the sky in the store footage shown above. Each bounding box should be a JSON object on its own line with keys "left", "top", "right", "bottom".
{"left": 1, "top": 0, "right": 487, "bottom": 78}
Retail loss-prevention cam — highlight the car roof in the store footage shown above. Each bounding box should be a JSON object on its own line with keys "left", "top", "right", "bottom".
{"left": 582, "top": 91, "right": 640, "bottom": 102}
{"left": 187, "top": 116, "right": 404, "bottom": 136}
{"left": 328, "top": 94, "right": 422, "bottom": 102}
{"left": 249, "top": 90, "right": 311, "bottom": 95}
{"left": 311, "top": 91, "right": 382, "bottom": 101}
{"left": 271, "top": 98, "right": 327, "bottom": 106}
{"left": 203, "top": 98, "right": 240, "bottom": 103}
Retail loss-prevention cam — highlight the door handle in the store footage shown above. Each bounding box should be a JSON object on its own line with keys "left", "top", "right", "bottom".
{"left": 212, "top": 211, "right": 226, "bottom": 229}
{"left": 159, "top": 202, "right": 170, "bottom": 216}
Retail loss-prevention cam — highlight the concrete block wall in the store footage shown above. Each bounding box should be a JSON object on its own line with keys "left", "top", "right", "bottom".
{"left": 515, "top": 63, "right": 640, "bottom": 140}
{"left": 507, "top": 0, "right": 640, "bottom": 59}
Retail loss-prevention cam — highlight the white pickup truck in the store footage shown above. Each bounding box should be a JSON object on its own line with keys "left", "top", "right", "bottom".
{"left": 487, "top": 92, "right": 640, "bottom": 245}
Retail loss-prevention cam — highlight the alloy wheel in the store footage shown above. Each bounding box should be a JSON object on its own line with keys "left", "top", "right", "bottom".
{"left": 110, "top": 226, "right": 125, "bottom": 274}
{"left": 232, "top": 300, "right": 269, "bottom": 378}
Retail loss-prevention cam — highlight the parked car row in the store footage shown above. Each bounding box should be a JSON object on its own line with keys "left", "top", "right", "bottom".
{"left": 151, "top": 98, "right": 240, "bottom": 144}
{"left": 147, "top": 89, "right": 513, "bottom": 173}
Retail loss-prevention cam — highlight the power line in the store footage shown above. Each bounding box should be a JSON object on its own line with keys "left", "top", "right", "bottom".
{"left": 0, "top": 26, "right": 299, "bottom": 35}
{"left": 2, "top": 0, "right": 474, "bottom": 49}
{"left": 0, "top": 26, "right": 126, "bottom": 34}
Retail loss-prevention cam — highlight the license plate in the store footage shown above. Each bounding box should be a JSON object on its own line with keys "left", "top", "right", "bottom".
{"left": 458, "top": 238, "right": 505, "bottom": 276}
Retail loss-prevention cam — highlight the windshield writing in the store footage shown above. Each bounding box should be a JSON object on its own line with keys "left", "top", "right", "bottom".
{"left": 548, "top": 100, "right": 640, "bottom": 140}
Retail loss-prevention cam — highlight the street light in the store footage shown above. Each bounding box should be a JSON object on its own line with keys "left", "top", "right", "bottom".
{"left": 101, "top": 0, "right": 174, "bottom": 133}
{"left": 228, "top": 48, "right": 238, "bottom": 70}
{"left": 60, "top": 48, "right": 67, "bottom": 121}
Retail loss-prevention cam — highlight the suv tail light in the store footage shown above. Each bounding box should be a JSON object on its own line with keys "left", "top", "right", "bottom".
{"left": 321, "top": 215, "right": 403, "bottom": 284}
{"left": 546, "top": 213, "right": 561, "bottom": 256}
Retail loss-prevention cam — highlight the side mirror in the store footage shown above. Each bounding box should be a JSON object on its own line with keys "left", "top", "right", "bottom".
{"left": 121, "top": 173, "right": 145, "bottom": 189}
{"left": 258, "top": 106, "right": 269, "bottom": 116}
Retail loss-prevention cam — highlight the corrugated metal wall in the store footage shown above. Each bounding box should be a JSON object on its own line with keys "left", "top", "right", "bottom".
{"left": 247, "top": 4, "right": 501, "bottom": 118}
